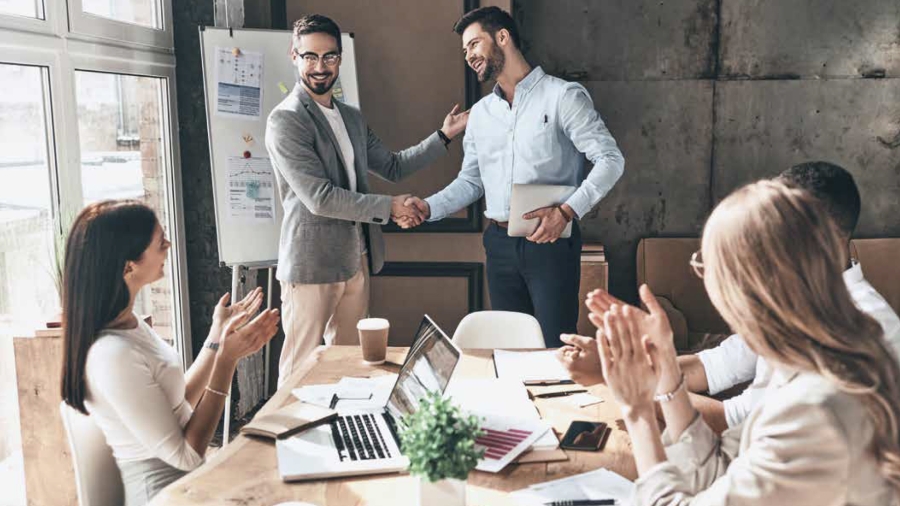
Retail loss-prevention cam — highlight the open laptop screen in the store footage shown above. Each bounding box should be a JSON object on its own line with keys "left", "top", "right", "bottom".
{"left": 385, "top": 315, "right": 460, "bottom": 420}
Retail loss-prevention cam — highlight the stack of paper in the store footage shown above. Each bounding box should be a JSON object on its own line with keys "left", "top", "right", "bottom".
{"left": 494, "top": 349, "right": 572, "bottom": 383}
{"left": 511, "top": 468, "right": 634, "bottom": 505}
{"left": 472, "top": 415, "right": 552, "bottom": 473}
{"left": 291, "top": 374, "right": 397, "bottom": 410}
{"left": 444, "top": 378, "right": 558, "bottom": 451}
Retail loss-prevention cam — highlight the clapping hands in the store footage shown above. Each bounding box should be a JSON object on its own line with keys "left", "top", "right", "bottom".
{"left": 207, "top": 287, "right": 264, "bottom": 346}
{"left": 218, "top": 308, "right": 280, "bottom": 365}
{"left": 555, "top": 285, "right": 683, "bottom": 409}
{"left": 590, "top": 285, "right": 682, "bottom": 410}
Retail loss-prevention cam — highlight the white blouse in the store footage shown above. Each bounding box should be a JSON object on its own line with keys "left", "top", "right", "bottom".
{"left": 84, "top": 317, "right": 203, "bottom": 471}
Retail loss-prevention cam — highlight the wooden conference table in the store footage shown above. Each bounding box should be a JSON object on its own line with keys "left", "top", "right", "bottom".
{"left": 152, "top": 346, "right": 637, "bottom": 506}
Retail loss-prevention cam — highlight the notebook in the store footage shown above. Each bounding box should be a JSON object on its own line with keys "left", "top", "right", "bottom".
{"left": 240, "top": 401, "right": 337, "bottom": 440}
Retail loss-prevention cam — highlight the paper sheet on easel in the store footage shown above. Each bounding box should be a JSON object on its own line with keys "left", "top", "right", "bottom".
{"left": 226, "top": 156, "right": 276, "bottom": 223}
{"left": 215, "top": 46, "right": 264, "bottom": 119}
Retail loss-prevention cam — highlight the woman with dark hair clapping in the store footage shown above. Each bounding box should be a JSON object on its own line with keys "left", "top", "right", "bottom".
{"left": 60, "top": 200, "right": 279, "bottom": 505}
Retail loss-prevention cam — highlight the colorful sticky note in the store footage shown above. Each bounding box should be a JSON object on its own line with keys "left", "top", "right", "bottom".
{"left": 278, "top": 82, "right": 289, "bottom": 94}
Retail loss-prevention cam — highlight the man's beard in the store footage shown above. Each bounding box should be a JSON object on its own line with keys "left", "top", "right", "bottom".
{"left": 302, "top": 72, "right": 337, "bottom": 95}
{"left": 477, "top": 46, "right": 505, "bottom": 83}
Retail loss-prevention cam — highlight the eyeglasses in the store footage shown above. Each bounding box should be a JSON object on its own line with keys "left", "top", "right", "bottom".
{"left": 293, "top": 50, "right": 341, "bottom": 68}
{"left": 689, "top": 250, "right": 704, "bottom": 278}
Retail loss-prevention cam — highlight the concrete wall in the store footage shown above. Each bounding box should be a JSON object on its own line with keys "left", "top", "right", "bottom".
{"left": 516, "top": 0, "right": 900, "bottom": 303}
{"left": 173, "top": 0, "right": 900, "bottom": 378}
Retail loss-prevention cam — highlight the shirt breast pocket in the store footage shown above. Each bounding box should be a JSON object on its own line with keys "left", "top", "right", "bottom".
{"left": 519, "top": 120, "right": 557, "bottom": 166}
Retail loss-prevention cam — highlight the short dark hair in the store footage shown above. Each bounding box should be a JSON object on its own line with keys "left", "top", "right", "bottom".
{"left": 777, "top": 161, "right": 861, "bottom": 237}
{"left": 61, "top": 200, "right": 159, "bottom": 414}
{"left": 293, "top": 14, "right": 342, "bottom": 53}
{"left": 453, "top": 6, "right": 521, "bottom": 49}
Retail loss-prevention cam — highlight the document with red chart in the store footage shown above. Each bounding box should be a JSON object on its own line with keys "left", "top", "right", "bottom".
{"left": 473, "top": 415, "right": 552, "bottom": 473}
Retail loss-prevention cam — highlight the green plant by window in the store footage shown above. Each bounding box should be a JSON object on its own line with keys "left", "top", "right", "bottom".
{"left": 400, "top": 391, "right": 485, "bottom": 482}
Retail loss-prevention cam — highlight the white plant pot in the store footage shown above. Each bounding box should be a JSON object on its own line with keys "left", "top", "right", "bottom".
{"left": 415, "top": 476, "right": 466, "bottom": 506}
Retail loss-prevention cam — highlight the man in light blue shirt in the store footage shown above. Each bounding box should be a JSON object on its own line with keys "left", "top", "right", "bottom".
{"left": 404, "top": 7, "right": 625, "bottom": 347}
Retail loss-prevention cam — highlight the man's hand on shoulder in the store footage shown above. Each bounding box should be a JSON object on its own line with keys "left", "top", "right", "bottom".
{"left": 441, "top": 104, "right": 470, "bottom": 140}
{"left": 391, "top": 195, "right": 430, "bottom": 228}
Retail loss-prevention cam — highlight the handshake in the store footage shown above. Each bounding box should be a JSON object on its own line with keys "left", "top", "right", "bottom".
{"left": 390, "top": 194, "right": 431, "bottom": 229}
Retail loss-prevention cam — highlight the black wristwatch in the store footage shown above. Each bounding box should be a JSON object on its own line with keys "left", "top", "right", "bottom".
{"left": 437, "top": 129, "right": 452, "bottom": 146}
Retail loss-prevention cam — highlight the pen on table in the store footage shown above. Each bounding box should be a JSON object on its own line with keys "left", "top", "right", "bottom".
{"left": 532, "top": 389, "right": 587, "bottom": 399}
{"left": 543, "top": 499, "right": 616, "bottom": 506}
{"left": 523, "top": 380, "right": 575, "bottom": 386}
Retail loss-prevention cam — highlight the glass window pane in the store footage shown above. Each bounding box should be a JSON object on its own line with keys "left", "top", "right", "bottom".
{"left": 0, "top": 0, "right": 44, "bottom": 19}
{"left": 0, "top": 63, "right": 57, "bottom": 333}
{"left": 81, "top": 0, "right": 161, "bottom": 30}
{"left": 75, "top": 71, "right": 177, "bottom": 345}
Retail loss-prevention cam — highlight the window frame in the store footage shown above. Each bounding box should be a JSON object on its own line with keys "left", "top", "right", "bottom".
{"left": 0, "top": 0, "right": 56, "bottom": 34}
{"left": 66, "top": 0, "right": 173, "bottom": 51}
{"left": 0, "top": 0, "right": 193, "bottom": 369}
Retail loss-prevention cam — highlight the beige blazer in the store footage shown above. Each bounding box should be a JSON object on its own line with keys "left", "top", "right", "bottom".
{"left": 634, "top": 369, "right": 897, "bottom": 506}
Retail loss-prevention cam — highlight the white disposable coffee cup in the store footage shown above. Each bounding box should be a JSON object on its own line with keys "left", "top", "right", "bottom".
{"left": 357, "top": 318, "right": 389, "bottom": 365}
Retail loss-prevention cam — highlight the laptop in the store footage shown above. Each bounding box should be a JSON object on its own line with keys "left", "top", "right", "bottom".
{"left": 507, "top": 183, "right": 577, "bottom": 238}
{"left": 276, "top": 315, "right": 461, "bottom": 481}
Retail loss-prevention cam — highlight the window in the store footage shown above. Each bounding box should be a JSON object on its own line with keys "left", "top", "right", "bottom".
{"left": 0, "top": 63, "right": 58, "bottom": 332}
{"left": 0, "top": 0, "right": 44, "bottom": 19}
{"left": 1, "top": 1, "right": 183, "bottom": 503}
{"left": 67, "top": 0, "right": 173, "bottom": 49}
{"left": 0, "top": 2, "right": 187, "bottom": 352}
{"left": 75, "top": 71, "right": 179, "bottom": 344}
{"left": 81, "top": 0, "right": 160, "bottom": 29}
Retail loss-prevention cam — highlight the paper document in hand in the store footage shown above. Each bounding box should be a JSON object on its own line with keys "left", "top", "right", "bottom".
{"left": 511, "top": 468, "right": 634, "bottom": 505}
{"left": 494, "top": 349, "right": 572, "bottom": 382}
{"left": 473, "top": 416, "right": 552, "bottom": 473}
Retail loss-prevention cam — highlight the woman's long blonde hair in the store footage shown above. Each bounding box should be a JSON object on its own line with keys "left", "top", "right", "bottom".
{"left": 702, "top": 180, "right": 900, "bottom": 489}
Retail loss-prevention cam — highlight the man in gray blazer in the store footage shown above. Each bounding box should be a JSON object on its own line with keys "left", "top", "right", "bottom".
{"left": 266, "top": 14, "right": 469, "bottom": 385}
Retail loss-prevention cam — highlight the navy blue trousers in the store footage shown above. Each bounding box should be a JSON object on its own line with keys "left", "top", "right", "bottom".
{"left": 482, "top": 221, "right": 582, "bottom": 348}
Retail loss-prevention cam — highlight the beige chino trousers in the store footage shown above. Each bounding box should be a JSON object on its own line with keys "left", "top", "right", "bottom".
{"left": 278, "top": 254, "right": 369, "bottom": 387}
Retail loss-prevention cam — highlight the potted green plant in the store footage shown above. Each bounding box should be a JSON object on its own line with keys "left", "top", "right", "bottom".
{"left": 400, "top": 391, "right": 484, "bottom": 506}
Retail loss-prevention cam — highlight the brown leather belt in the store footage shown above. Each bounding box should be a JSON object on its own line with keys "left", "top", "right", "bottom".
{"left": 491, "top": 220, "right": 509, "bottom": 228}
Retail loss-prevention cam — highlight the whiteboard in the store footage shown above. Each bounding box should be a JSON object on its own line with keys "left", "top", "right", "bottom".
{"left": 199, "top": 27, "right": 360, "bottom": 267}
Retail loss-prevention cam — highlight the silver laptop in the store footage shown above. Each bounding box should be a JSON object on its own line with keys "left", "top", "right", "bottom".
{"left": 507, "top": 183, "right": 577, "bottom": 238}
{"left": 276, "top": 315, "right": 461, "bottom": 481}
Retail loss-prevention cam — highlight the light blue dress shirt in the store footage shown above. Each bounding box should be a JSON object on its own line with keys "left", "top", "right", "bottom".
{"left": 425, "top": 66, "right": 625, "bottom": 222}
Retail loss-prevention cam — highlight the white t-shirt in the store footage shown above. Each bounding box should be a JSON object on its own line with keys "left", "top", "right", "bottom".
{"left": 315, "top": 100, "right": 366, "bottom": 253}
{"left": 698, "top": 262, "right": 900, "bottom": 427}
{"left": 84, "top": 317, "right": 203, "bottom": 471}
{"left": 315, "top": 100, "right": 356, "bottom": 192}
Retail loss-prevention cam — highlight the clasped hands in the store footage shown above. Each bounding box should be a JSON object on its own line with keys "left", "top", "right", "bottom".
{"left": 390, "top": 195, "right": 430, "bottom": 228}
{"left": 390, "top": 199, "right": 575, "bottom": 240}
{"left": 557, "top": 284, "right": 683, "bottom": 411}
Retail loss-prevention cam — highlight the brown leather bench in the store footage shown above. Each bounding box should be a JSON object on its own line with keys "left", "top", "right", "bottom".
{"left": 636, "top": 237, "right": 900, "bottom": 352}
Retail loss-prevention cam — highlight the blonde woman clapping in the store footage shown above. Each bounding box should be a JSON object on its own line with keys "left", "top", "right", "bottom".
{"left": 594, "top": 181, "right": 900, "bottom": 506}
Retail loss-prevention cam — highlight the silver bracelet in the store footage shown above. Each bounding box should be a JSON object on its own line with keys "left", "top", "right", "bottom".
{"left": 654, "top": 373, "right": 686, "bottom": 403}
{"left": 205, "top": 385, "right": 228, "bottom": 397}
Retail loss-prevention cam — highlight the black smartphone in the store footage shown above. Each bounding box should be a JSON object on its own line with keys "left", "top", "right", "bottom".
{"left": 559, "top": 420, "right": 610, "bottom": 451}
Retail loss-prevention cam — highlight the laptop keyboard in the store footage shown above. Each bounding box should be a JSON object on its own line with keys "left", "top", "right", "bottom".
{"left": 330, "top": 414, "right": 393, "bottom": 462}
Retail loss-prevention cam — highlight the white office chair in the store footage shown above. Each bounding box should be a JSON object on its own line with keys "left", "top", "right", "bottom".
{"left": 451, "top": 311, "right": 546, "bottom": 349}
{"left": 59, "top": 401, "right": 125, "bottom": 506}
